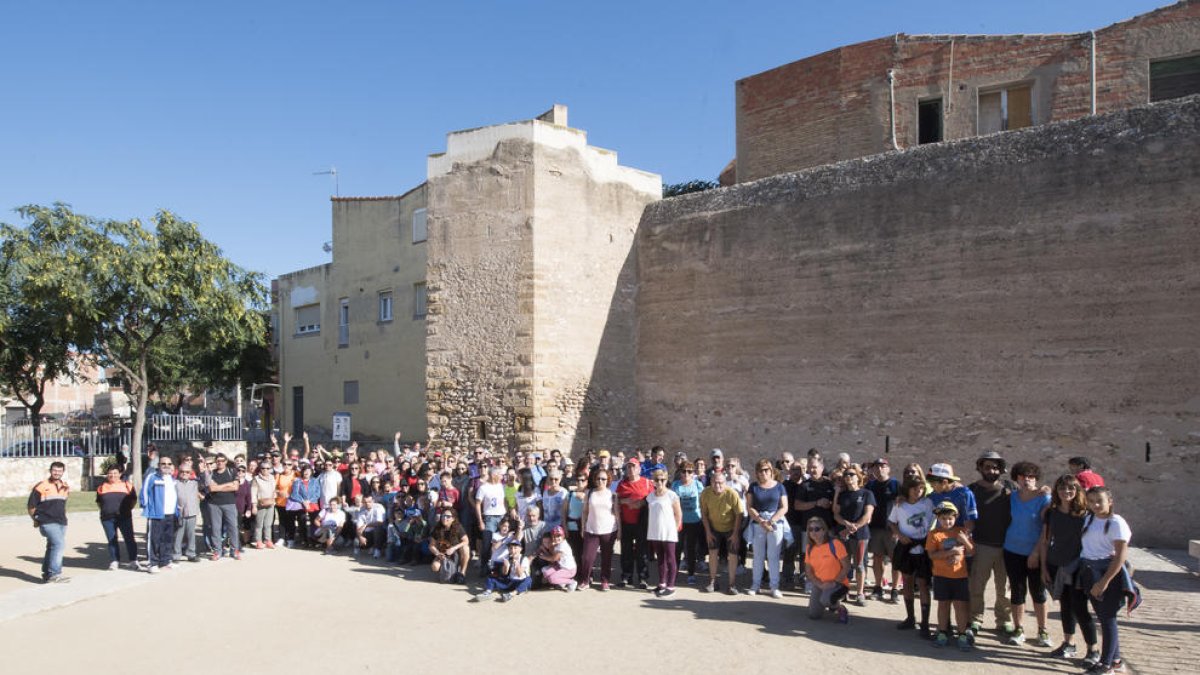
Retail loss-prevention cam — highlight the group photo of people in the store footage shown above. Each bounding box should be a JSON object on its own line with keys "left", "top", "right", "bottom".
{"left": 27, "top": 434, "right": 1137, "bottom": 675}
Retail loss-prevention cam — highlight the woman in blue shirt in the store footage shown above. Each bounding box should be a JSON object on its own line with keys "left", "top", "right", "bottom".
{"left": 746, "top": 458, "right": 789, "bottom": 598}
{"left": 1003, "top": 461, "right": 1053, "bottom": 647}
{"left": 671, "top": 462, "right": 704, "bottom": 585}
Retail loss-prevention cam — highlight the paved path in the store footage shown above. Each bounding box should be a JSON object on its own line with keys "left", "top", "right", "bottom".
{"left": 0, "top": 516, "right": 1194, "bottom": 673}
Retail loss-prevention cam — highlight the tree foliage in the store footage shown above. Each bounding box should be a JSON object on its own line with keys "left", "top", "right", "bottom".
{"left": 2, "top": 203, "right": 268, "bottom": 478}
{"left": 662, "top": 179, "right": 719, "bottom": 198}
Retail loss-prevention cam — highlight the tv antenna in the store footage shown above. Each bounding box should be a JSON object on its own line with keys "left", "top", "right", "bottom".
{"left": 313, "top": 166, "right": 339, "bottom": 196}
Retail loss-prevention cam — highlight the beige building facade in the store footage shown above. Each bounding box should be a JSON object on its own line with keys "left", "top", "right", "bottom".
{"left": 273, "top": 187, "right": 429, "bottom": 441}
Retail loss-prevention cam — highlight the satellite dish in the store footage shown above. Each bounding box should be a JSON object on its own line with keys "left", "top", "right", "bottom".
{"left": 322, "top": 241, "right": 333, "bottom": 253}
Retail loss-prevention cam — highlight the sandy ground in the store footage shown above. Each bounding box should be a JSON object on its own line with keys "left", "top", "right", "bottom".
{"left": 0, "top": 518, "right": 1092, "bottom": 673}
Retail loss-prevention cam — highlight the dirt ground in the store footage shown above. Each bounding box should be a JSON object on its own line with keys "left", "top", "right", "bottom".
{"left": 0, "top": 517, "right": 1094, "bottom": 673}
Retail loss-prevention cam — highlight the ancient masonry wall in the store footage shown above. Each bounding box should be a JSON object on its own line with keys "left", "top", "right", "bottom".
{"left": 425, "top": 139, "right": 536, "bottom": 451}
{"left": 636, "top": 96, "right": 1200, "bottom": 546}
{"left": 530, "top": 142, "right": 658, "bottom": 453}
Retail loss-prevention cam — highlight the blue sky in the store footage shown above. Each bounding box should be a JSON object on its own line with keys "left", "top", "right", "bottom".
{"left": 0, "top": 0, "right": 1169, "bottom": 278}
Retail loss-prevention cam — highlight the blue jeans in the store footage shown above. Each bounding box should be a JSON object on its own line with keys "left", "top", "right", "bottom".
{"left": 101, "top": 516, "right": 137, "bottom": 563}
{"left": 750, "top": 517, "right": 784, "bottom": 591}
{"left": 480, "top": 514, "right": 503, "bottom": 574}
{"left": 39, "top": 523, "right": 66, "bottom": 580}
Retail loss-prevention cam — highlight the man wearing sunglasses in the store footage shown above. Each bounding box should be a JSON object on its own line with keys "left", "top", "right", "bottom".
{"left": 141, "top": 456, "right": 179, "bottom": 573}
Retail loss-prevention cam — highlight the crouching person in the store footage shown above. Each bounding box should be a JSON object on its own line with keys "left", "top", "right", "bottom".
{"left": 314, "top": 498, "right": 345, "bottom": 554}
{"left": 805, "top": 517, "right": 851, "bottom": 622}
{"left": 472, "top": 540, "right": 532, "bottom": 603}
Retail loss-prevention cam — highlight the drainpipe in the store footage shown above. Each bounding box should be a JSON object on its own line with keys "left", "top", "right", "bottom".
{"left": 947, "top": 38, "right": 955, "bottom": 112}
{"left": 887, "top": 69, "right": 900, "bottom": 150}
{"left": 1090, "top": 30, "right": 1097, "bottom": 114}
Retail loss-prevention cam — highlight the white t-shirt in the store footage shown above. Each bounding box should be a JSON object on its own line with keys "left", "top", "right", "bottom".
{"left": 552, "top": 540, "right": 576, "bottom": 570}
{"left": 888, "top": 498, "right": 935, "bottom": 554}
{"left": 1081, "top": 513, "right": 1131, "bottom": 560}
{"left": 318, "top": 509, "right": 343, "bottom": 529}
{"left": 476, "top": 482, "right": 506, "bottom": 517}
{"left": 320, "top": 470, "right": 342, "bottom": 505}
{"left": 355, "top": 503, "right": 385, "bottom": 529}
{"left": 646, "top": 490, "right": 680, "bottom": 543}
{"left": 585, "top": 488, "right": 617, "bottom": 535}
{"left": 516, "top": 491, "right": 540, "bottom": 522}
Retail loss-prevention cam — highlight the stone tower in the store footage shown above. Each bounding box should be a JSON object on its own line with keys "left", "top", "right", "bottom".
{"left": 424, "top": 105, "right": 660, "bottom": 454}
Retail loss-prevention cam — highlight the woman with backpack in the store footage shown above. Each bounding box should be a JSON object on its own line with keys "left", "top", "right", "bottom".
{"left": 1039, "top": 474, "right": 1098, "bottom": 665}
{"left": 1079, "top": 487, "right": 1134, "bottom": 675}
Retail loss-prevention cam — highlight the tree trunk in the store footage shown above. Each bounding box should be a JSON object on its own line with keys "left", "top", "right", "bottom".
{"left": 29, "top": 399, "right": 43, "bottom": 449}
{"left": 129, "top": 355, "right": 149, "bottom": 482}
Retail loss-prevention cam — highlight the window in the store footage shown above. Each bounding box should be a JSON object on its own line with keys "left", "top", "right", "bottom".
{"left": 412, "top": 208, "right": 428, "bottom": 244}
{"left": 413, "top": 282, "right": 427, "bottom": 320}
{"left": 1151, "top": 54, "right": 1200, "bottom": 102}
{"left": 295, "top": 304, "right": 320, "bottom": 335}
{"left": 338, "top": 298, "right": 349, "bottom": 347}
{"left": 918, "top": 98, "right": 943, "bottom": 145}
{"left": 378, "top": 290, "right": 393, "bottom": 322}
{"left": 343, "top": 380, "right": 359, "bottom": 405}
{"left": 978, "top": 85, "right": 1032, "bottom": 134}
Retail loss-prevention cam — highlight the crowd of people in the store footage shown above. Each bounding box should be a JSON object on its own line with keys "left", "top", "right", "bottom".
{"left": 26, "top": 435, "right": 1138, "bottom": 674}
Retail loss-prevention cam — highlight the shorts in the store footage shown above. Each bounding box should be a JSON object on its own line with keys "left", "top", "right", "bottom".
{"left": 709, "top": 530, "right": 732, "bottom": 558}
{"left": 868, "top": 528, "right": 894, "bottom": 557}
{"left": 892, "top": 544, "right": 932, "bottom": 580}
{"left": 932, "top": 576, "right": 969, "bottom": 602}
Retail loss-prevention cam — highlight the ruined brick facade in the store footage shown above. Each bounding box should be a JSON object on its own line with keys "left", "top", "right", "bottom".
{"left": 736, "top": 1, "right": 1200, "bottom": 181}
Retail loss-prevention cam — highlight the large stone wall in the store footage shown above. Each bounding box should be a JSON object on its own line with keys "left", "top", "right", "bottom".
{"left": 636, "top": 96, "right": 1200, "bottom": 546}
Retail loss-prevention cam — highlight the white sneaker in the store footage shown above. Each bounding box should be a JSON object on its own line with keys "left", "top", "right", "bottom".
{"left": 566, "top": 581, "right": 578, "bottom": 592}
{"left": 108, "top": 561, "right": 119, "bottom": 571}
{"left": 286, "top": 540, "right": 295, "bottom": 548}
{"left": 126, "top": 561, "right": 143, "bottom": 571}
{"left": 771, "top": 589, "right": 783, "bottom": 599}
{"left": 274, "top": 539, "right": 285, "bottom": 547}
{"left": 147, "top": 566, "right": 158, "bottom": 574}
{"left": 372, "top": 548, "right": 381, "bottom": 559}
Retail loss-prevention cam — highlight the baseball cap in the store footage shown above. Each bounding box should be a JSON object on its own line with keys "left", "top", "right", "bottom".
{"left": 872, "top": 457, "right": 888, "bottom": 466}
{"left": 933, "top": 501, "right": 959, "bottom": 515}
{"left": 625, "top": 457, "right": 640, "bottom": 468}
{"left": 927, "top": 463, "right": 960, "bottom": 482}
{"left": 710, "top": 448, "right": 723, "bottom": 457}
{"left": 597, "top": 449, "right": 610, "bottom": 458}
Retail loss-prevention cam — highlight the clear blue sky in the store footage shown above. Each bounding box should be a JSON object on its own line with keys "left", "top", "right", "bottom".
{"left": 0, "top": 0, "right": 1169, "bottom": 279}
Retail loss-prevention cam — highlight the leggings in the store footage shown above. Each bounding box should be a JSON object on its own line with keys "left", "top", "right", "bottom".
{"left": 651, "top": 540, "right": 678, "bottom": 589}
{"left": 581, "top": 531, "right": 616, "bottom": 585}
{"left": 278, "top": 506, "right": 295, "bottom": 540}
{"left": 678, "top": 522, "right": 705, "bottom": 576}
{"left": 1047, "top": 564, "right": 1097, "bottom": 646}
{"left": 1004, "top": 549, "right": 1047, "bottom": 605}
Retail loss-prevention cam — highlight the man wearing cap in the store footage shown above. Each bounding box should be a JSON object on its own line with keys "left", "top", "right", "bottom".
{"left": 616, "top": 458, "right": 653, "bottom": 588}
{"left": 707, "top": 449, "right": 725, "bottom": 483}
{"left": 866, "top": 458, "right": 900, "bottom": 601}
{"left": 967, "top": 451, "right": 1015, "bottom": 638}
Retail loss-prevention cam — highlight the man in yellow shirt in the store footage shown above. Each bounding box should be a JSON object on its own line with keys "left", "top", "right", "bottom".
{"left": 700, "top": 470, "right": 744, "bottom": 594}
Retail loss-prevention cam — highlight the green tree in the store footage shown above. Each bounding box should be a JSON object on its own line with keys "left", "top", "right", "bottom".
{"left": 0, "top": 206, "right": 95, "bottom": 445}
{"left": 5, "top": 204, "right": 267, "bottom": 479}
{"left": 662, "top": 179, "right": 719, "bottom": 198}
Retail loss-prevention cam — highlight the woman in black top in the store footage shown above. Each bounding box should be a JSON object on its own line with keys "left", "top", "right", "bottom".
{"left": 1039, "top": 474, "right": 1098, "bottom": 665}
{"left": 833, "top": 466, "right": 876, "bottom": 605}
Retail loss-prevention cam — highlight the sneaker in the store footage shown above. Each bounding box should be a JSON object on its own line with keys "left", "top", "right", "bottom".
{"left": 918, "top": 626, "right": 934, "bottom": 640}
{"left": 1084, "top": 664, "right": 1114, "bottom": 675}
{"left": 285, "top": 539, "right": 294, "bottom": 548}
{"left": 725, "top": 587, "right": 738, "bottom": 596}
{"left": 253, "top": 542, "right": 264, "bottom": 550}
{"left": 1000, "top": 621, "right": 1017, "bottom": 636}
{"left": 470, "top": 590, "right": 493, "bottom": 602}
{"left": 565, "top": 581, "right": 578, "bottom": 592}
{"left": 232, "top": 550, "right": 242, "bottom": 560}
{"left": 636, "top": 579, "right": 648, "bottom": 590}
{"left": 147, "top": 566, "right": 158, "bottom": 575}
{"left": 686, "top": 575, "right": 696, "bottom": 585}
{"left": 933, "top": 631, "right": 949, "bottom": 648}
{"left": 770, "top": 589, "right": 783, "bottom": 599}
{"left": 747, "top": 586, "right": 760, "bottom": 595}
{"left": 897, "top": 617, "right": 916, "bottom": 630}
{"left": 108, "top": 561, "right": 120, "bottom": 571}
{"left": 704, "top": 581, "right": 716, "bottom": 593}
{"left": 497, "top": 592, "right": 513, "bottom": 603}
{"left": 617, "top": 578, "right": 629, "bottom": 589}
{"left": 889, "top": 588, "right": 899, "bottom": 603}
{"left": 46, "top": 575, "right": 70, "bottom": 584}
{"left": 187, "top": 556, "right": 200, "bottom": 563}
{"left": 1049, "top": 643, "right": 1078, "bottom": 659}
{"left": 1081, "top": 650, "right": 1101, "bottom": 667}
{"left": 871, "top": 586, "right": 885, "bottom": 601}
{"left": 660, "top": 587, "right": 676, "bottom": 597}
{"left": 957, "top": 634, "right": 972, "bottom": 652}
{"left": 600, "top": 582, "right": 610, "bottom": 592}
{"left": 853, "top": 595, "right": 867, "bottom": 607}
{"left": 654, "top": 586, "right": 666, "bottom": 596}
{"left": 211, "top": 552, "right": 221, "bottom": 562}
{"left": 836, "top": 605, "right": 849, "bottom": 624}
{"left": 274, "top": 539, "right": 285, "bottom": 547}
{"left": 1035, "top": 629, "right": 1053, "bottom": 648}
{"left": 264, "top": 541, "right": 275, "bottom": 549}
{"left": 1006, "top": 628, "right": 1026, "bottom": 645}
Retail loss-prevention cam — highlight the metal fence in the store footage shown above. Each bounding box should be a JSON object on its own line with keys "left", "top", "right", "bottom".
{"left": 146, "top": 414, "right": 243, "bottom": 442}
{"left": 0, "top": 422, "right": 133, "bottom": 458}
{"left": 1, "top": 413, "right": 243, "bottom": 457}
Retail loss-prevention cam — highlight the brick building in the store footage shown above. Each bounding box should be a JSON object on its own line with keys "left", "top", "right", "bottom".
{"left": 735, "top": 0, "right": 1200, "bottom": 182}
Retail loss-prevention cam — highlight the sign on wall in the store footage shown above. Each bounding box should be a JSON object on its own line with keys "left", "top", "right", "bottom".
{"left": 332, "top": 412, "right": 351, "bottom": 442}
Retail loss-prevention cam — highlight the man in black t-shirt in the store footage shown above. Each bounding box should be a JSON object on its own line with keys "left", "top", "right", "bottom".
{"left": 967, "top": 451, "right": 1014, "bottom": 637}
{"left": 793, "top": 456, "right": 835, "bottom": 590}
{"left": 865, "top": 458, "right": 900, "bottom": 600}
{"left": 204, "top": 453, "right": 242, "bottom": 560}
